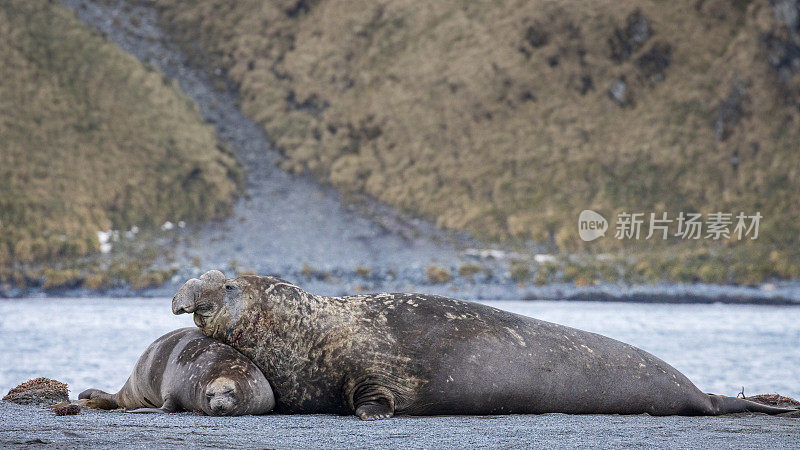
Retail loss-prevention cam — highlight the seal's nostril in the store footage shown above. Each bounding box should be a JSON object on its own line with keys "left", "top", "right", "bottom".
{"left": 172, "top": 296, "right": 196, "bottom": 315}
{"left": 172, "top": 277, "right": 203, "bottom": 315}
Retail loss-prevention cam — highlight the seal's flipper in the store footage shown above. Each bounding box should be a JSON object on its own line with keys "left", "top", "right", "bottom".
{"left": 351, "top": 382, "right": 395, "bottom": 420}
{"left": 127, "top": 407, "right": 171, "bottom": 413}
{"left": 78, "top": 388, "right": 119, "bottom": 409}
{"left": 708, "top": 394, "right": 798, "bottom": 415}
{"left": 356, "top": 402, "right": 394, "bottom": 420}
{"left": 127, "top": 394, "right": 180, "bottom": 413}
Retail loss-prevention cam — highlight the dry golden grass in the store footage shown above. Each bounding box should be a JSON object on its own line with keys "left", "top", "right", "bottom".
{"left": 152, "top": 0, "right": 800, "bottom": 281}
{"left": 0, "top": 1, "right": 240, "bottom": 269}
{"left": 426, "top": 265, "right": 452, "bottom": 284}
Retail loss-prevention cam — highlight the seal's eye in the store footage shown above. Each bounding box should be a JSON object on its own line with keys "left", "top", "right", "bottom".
{"left": 225, "top": 284, "right": 235, "bottom": 291}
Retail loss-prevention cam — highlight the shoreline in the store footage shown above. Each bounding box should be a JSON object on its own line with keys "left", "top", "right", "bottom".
{"left": 3, "top": 279, "right": 798, "bottom": 305}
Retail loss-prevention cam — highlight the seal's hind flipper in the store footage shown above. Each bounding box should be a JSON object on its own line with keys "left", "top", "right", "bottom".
{"left": 79, "top": 397, "right": 119, "bottom": 410}
{"left": 708, "top": 394, "right": 798, "bottom": 415}
{"left": 78, "top": 388, "right": 119, "bottom": 409}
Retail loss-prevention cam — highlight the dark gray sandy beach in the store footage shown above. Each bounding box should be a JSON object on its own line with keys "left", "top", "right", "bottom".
{"left": 2, "top": 402, "right": 799, "bottom": 449}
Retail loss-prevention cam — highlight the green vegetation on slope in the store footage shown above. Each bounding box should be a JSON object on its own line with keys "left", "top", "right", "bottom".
{"left": 153, "top": 0, "right": 800, "bottom": 283}
{"left": 0, "top": 0, "right": 240, "bottom": 283}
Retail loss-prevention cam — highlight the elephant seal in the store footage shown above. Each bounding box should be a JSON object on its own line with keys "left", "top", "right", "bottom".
{"left": 79, "top": 327, "right": 274, "bottom": 416}
{"left": 173, "top": 270, "right": 796, "bottom": 420}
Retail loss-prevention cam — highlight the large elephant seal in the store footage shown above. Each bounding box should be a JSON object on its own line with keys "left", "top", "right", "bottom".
{"left": 173, "top": 270, "right": 796, "bottom": 420}
{"left": 79, "top": 327, "right": 274, "bottom": 416}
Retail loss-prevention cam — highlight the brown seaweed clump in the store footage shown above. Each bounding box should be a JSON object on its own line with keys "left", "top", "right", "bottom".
{"left": 53, "top": 402, "right": 81, "bottom": 416}
{"left": 2, "top": 378, "right": 69, "bottom": 407}
{"left": 746, "top": 394, "right": 800, "bottom": 408}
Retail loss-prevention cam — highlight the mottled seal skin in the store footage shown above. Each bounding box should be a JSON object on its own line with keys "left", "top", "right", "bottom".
{"left": 173, "top": 270, "right": 796, "bottom": 420}
{"left": 79, "top": 328, "right": 274, "bottom": 416}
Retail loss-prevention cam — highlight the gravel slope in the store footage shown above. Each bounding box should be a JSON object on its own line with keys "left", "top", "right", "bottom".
{"left": 60, "top": 0, "right": 475, "bottom": 285}
{"left": 56, "top": 0, "right": 800, "bottom": 304}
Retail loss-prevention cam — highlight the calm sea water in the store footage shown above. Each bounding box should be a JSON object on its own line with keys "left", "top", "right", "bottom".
{"left": 0, "top": 298, "right": 798, "bottom": 401}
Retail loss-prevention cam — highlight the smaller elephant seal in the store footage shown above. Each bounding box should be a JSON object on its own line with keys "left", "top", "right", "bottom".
{"left": 79, "top": 328, "right": 274, "bottom": 416}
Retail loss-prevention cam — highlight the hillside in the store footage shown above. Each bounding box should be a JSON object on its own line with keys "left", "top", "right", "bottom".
{"left": 151, "top": 0, "right": 800, "bottom": 283}
{"left": 0, "top": 1, "right": 240, "bottom": 286}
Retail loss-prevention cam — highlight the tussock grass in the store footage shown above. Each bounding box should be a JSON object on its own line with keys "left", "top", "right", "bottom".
{"left": 426, "top": 265, "right": 452, "bottom": 284}
{"left": 0, "top": 1, "right": 240, "bottom": 273}
{"left": 153, "top": 0, "right": 800, "bottom": 282}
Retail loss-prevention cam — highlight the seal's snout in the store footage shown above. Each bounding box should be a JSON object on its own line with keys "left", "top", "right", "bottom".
{"left": 172, "top": 278, "right": 201, "bottom": 315}
{"left": 172, "top": 301, "right": 192, "bottom": 315}
{"left": 172, "top": 270, "right": 227, "bottom": 315}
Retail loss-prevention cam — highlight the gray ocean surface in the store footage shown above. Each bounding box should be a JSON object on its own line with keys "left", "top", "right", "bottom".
{"left": 0, "top": 298, "right": 798, "bottom": 400}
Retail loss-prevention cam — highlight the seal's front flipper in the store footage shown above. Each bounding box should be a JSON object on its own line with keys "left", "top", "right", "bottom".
{"left": 356, "top": 402, "right": 394, "bottom": 420}
{"left": 127, "top": 395, "right": 180, "bottom": 414}
{"left": 351, "top": 382, "right": 395, "bottom": 420}
{"left": 127, "top": 407, "right": 170, "bottom": 413}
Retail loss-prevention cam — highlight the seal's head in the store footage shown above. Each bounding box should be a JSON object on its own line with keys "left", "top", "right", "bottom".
{"left": 203, "top": 376, "right": 239, "bottom": 416}
{"left": 172, "top": 270, "right": 227, "bottom": 334}
{"left": 200, "top": 371, "right": 275, "bottom": 416}
{"left": 172, "top": 270, "right": 297, "bottom": 339}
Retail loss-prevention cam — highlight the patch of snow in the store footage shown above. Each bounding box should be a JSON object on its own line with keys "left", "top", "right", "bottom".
{"left": 534, "top": 254, "right": 557, "bottom": 264}
{"left": 97, "top": 230, "right": 110, "bottom": 245}
{"left": 465, "top": 249, "right": 507, "bottom": 260}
